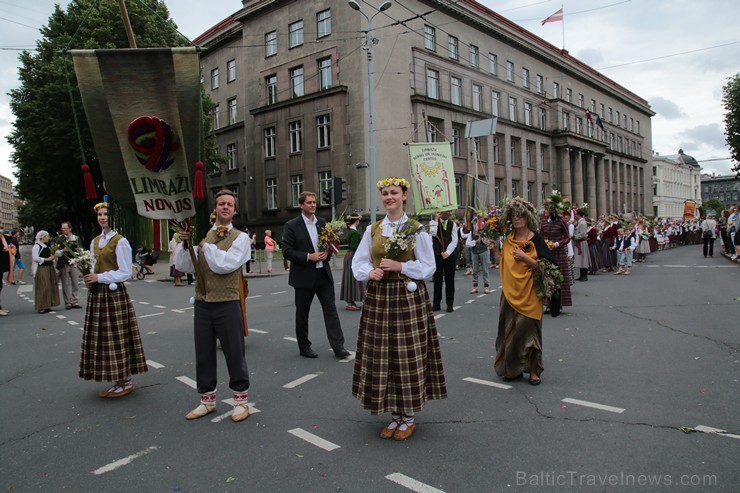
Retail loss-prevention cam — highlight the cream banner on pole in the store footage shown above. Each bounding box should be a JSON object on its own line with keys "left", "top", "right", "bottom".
{"left": 72, "top": 48, "right": 200, "bottom": 221}
{"left": 408, "top": 142, "right": 457, "bottom": 215}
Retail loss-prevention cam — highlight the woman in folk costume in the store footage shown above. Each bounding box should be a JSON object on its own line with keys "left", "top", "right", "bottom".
{"left": 586, "top": 219, "right": 602, "bottom": 274}
{"left": 32, "top": 231, "right": 60, "bottom": 313}
{"left": 80, "top": 202, "right": 147, "bottom": 397}
{"left": 539, "top": 193, "right": 571, "bottom": 317}
{"left": 572, "top": 205, "right": 591, "bottom": 281}
{"left": 351, "top": 177, "right": 447, "bottom": 441}
{"left": 340, "top": 213, "right": 365, "bottom": 311}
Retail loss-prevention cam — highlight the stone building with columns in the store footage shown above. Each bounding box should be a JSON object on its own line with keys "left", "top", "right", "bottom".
{"left": 196, "top": 0, "right": 653, "bottom": 232}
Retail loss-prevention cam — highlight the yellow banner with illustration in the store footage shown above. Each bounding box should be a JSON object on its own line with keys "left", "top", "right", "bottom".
{"left": 408, "top": 142, "right": 458, "bottom": 215}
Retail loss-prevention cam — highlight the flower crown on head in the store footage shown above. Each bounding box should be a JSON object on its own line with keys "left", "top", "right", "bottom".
{"left": 94, "top": 201, "right": 108, "bottom": 212}
{"left": 376, "top": 177, "right": 410, "bottom": 190}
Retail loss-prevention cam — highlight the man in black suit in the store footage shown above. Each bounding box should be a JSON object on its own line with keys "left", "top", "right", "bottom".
{"left": 282, "top": 192, "right": 350, "bottom": 359}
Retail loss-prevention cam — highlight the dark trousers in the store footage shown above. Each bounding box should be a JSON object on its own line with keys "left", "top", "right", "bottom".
{"left": 193, "top": 300, "right": 249, "bottom": 394}
{"left": 702, "top": 238, "right": 715, "bottom": 257}
{"left": 721, "top": 231, "right": 735, "bottom": 255}
{"left": 433, "top": 255, "right": 456, "bottom": 308}
{"left": 294, "top": 268, "right": 345, "bottom": 351}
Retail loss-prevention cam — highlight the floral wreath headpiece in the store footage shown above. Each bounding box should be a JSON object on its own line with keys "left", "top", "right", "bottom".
{"left": 502, "top": 196, "right": 540, "bottom": 231}
{"left": 94, "top": 201, "right": 109, "bottom": 212}
{"left": 376, "top": 177, "right": 410, "bottom": 190}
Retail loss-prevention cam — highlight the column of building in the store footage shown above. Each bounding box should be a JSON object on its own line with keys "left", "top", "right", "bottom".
{"left": 558, "top": 146, "right": 572, "bottom": 199}
{"left": 586, "top": 152, "right": 597, "bottom": 218}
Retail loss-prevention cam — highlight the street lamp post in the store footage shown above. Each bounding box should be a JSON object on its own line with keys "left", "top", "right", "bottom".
{"left": 348, "top": 0, "right": 392, "bottom": 223}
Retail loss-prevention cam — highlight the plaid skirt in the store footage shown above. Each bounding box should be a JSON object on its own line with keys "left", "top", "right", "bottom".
{"left": 339, "top": 251, "right": 364, "bottom": 304}
{"left": 79, "top": 283, "right": 148, "bottom": 382}
{"left": 34, "top": 264, "right": 60, "bottom": 311}
{"left": 352, "top": 278, "right": 447, "bottom": 415}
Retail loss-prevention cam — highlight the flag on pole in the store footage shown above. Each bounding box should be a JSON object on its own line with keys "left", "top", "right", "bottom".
{"left": 542, "top": 8, "right": 564, "bottom": 25}
{"left": 586, "top": 110, "right": 593, "bottom": 124}
{"left": 595, "top": 115, "right": 605, "bottom": 130}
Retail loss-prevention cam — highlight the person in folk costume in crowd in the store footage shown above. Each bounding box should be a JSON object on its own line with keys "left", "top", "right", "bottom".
{"left": 600, "top": 216, "right": 618, "bottom": 271}
{"left": 168, "top": 232, "right": 184, "bottom": 286}
{"left": 80, "top": 202, "right": 147, "bottom": 397}
{"left": 55, "top": 222, "right": 83, "bottom": 309}
{"left": 0, "top": 230, "right": 20, "bottom": 316}
{"left": 32, "top": 231, "right": 61, "bottom": 313}
{"left": 351, "top": 177, "right": 447, "bottom": 440}
{"left": 173, "top": 189, "right": 252, "bottom": 422}
{"left": 586, "top": 219, "right": 602, "bottom": 275}
{"left": 634, "top": 220, "right": 651, "bottom": 262}
{"left": 561, "top": 208, "right": 576, "bottom": 285}
{"left": 340, "top": 213, "right": 365, "bottom": 311}
{"left": 611, "top": 227, "right": 636, "bottom": 275}
{"left": 430, "top": 210, "right": 458, "bottom": 313}
{"left": 494, "top": 197, "right": 557, "bottom": 386}
{"left": 539, "top": 193, "right": 571, "bottom": 317}
{"left": 572, "top": 205, "right": 591, "bottom": 282}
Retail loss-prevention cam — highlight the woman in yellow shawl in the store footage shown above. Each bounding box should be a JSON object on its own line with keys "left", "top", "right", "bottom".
{"left": 495, "top": 197, "right": 557, "bottom": 385}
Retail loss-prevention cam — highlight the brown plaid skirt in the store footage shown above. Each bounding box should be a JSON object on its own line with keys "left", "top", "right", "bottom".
{"left": 79, "top": 283, "right": 148, "bottom": 382}
{"left": 352, "top": 278, "right": 447, "bottom": 415}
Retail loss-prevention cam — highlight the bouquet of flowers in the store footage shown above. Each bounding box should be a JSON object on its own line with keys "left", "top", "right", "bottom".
{"left": 318, "top": 224, "right": 341, "bottom": 254}
{"left": 67, "top": 248, "right": 94, "bottom": 276}
{"left": 533, "top": 259, "right": 564, "bottom": 300}
{"left": 384, "top": 221, "right": 419, "bottom": 259}
{"left": 472, "top": 206, "right": 504, "bottom": 242}
{"left": 544, "top": 239, "right": 556, "bottom": 250}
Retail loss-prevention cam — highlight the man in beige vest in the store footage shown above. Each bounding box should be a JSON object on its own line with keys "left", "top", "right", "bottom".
{"left": 173, "top": 189, "right": 252, "bottom": 422}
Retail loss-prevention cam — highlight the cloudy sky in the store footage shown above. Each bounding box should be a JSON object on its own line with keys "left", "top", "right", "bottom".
{"left": 1, "top": 0, "right": 737, "bottom": 184}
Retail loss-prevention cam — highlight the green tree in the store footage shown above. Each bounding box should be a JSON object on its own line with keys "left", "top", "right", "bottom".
{"left": 701, "top": 197, "right": 724, "bottom": 217}
{"left": 7, "top": 0, "right": 221, "bottom": 243}
{"left": 722, "top": 72, "right": 740, "bottom": 174}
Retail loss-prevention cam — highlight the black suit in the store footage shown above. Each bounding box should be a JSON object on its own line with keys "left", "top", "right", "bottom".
{"left": 282, "top": 214, "right": 345, "bottom": 353}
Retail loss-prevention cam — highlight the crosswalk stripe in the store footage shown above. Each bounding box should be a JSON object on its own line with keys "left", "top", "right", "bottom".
{"left": 287, "top": 428, "right": 340, "bottom": 451}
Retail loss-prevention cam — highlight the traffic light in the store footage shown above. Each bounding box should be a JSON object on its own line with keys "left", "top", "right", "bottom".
{"left": 333, "top": 176, "right": 347, "bottom": 205}
{"left": 322, "top": 186, "right": 333, "bottom": 206}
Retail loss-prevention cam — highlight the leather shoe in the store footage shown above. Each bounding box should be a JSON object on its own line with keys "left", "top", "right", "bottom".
{"left": 393, "top": 423, "right": 417, "bottom": 441}
{"left": 186, "top": 403, "right": 216, "bottom": 420}
{"left": 300, "top": 348, "right": 318, "bottom": 358}
{"left": 72, "top": 304, "right": 83, "bottom": 309}
{"left": 432, "top": 304, "right": 441, "bottom": 311}
{"left": 446, "top": 306, "right": 453, "bottom": 313}
{"left": 345, "top": 305, "right": 361, "bottom": 311}
{"left": 334, "top": 348, "right": 351, "bottom": 358}
{"left": 502, "top": 373, "right": 523, "bottom": 382}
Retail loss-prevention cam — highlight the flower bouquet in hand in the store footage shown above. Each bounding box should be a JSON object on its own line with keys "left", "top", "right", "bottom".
{"left": 472, "top": 206, "right": 504, "bottom": 242}
{"left": 384, "top": 222, "right": 419, "bottom": 259}
{"left": 68, "top": 248, "right": 94, "bottom": 276}
{"left": 533, "top": 259, "right": 563, "bottom": 300}
{"left": 318, "top": 224, "right": 341, "bottom": 254}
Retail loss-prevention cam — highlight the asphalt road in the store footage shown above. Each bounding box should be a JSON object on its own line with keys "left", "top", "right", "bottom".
{"left": 1, "top": 245, "right": 738, "bottom": 492}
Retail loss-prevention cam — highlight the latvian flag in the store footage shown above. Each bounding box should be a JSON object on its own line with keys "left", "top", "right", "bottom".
{"left": 542, "top": 8, "right": 564, "bottom": 25}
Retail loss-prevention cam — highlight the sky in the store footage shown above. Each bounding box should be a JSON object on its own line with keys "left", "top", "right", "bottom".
{"left": 1, "top": 0, "right": 738, "bottom": 186}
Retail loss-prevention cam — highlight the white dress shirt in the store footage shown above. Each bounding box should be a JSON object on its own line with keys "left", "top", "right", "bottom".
{"left": 427, "top": 219, "right": 459, "bottom": 256}
{"left": 173, "top": 223, "right": 251, "bottom": 275}
{"left": 301, "top": 213, "right": 323, "bottom": 268}
{"left": 90, "top": 229, "right": 133, "bottom": 284}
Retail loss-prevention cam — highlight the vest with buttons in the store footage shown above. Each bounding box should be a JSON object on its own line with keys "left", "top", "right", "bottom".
{"left": 433, "top": 219, "right": 453, "bottom": 256}
{"left": 194, "top": 228, "right": 242, "bottom": 302}
{"left": 370, "top": 219, "right": 419, "bottom": 268}
{"left": 93, "top": 234, "right": 122, "bottom": 273}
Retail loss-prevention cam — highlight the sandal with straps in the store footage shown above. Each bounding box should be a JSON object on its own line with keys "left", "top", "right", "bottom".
{"left": 99, "top": 379, "right": 134, "bottom": 398}
{"left": 380, "top": 415, "right": 403, "bottom": 439}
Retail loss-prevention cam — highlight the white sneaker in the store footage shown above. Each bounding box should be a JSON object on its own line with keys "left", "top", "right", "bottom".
{"left": 731, "top": 255, "right": 737, "bottom": 261}
{"left": 18, "top": 281, "right": 26, "bottom": 285}
{"left": 484, "top": 288, "right": 494, "bottom": 294}
{"left": 0, "top": 309, "right": 8, "bottom": 316}
{"left": 470, "top": 287, "right": 478, "bottom": 294}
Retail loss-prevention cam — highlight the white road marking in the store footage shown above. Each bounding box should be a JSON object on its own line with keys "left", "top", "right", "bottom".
{"left": 434, "top": 314, "right": 445, "bottom": 320}
{"left": 288, "top": 428, "right": 341, "bottom": 451}
{"left": 138, "top": 301, "right": 150, "bottom": 305}
{"left": 139, "top": 312, "right": 164, "bottom": 319}
{"left": 176, "top": 376, "right": 197, "bottom": 389}
{"left": 92, "top": 446, "right": 158, "bottom": 475}
{"left": 145, "top": 280, "right": 155, "bottom": 283}
{"left": 146, "top": 360, "right": 164, "bottom": 369}
{"left": 271, "top": 291, "right": 288, "bottom": 295}
{"left": 663, "top": 265, "right": 689, "bottom": 268}
{"left": 465, "top": 299, "right": 475, "bottom": 304}
{"left": 67, "top": 321, "right": 78, "bottom": 326}
{"left": 562, "top": 398, "right": 625, "bottom": 414}
{"left": 283, "top": 336, "right": 298, "bottom": 342}
{"left": 247, "top": 295, "right": 262, "bottom": 300}
{"left": 646, "top": 265, "right": 659, "bottom": 268}
{"left": 154, "top": 305, "right": 166, "bottom": 308}
{"left": 18, "top": 285, "right": 32, "bottom": 293}
{"left": 694, "top": 425, "right": 740, "bottom": 440}
{"left": 462, "top": 377, "right": 511, "bottom": 390}
{"left": 453, "top": 305, "right": 461, "bottom": 310}
{"left": 171, "top": 309, "right": 184, "bottom": 313}
{"left": 386, "top": 473, "right": 446, "bottom": 493}
{"left": 283, "top": 373, "right": 320, "bottom": 389}
{"left": 56, "top": 315, "right": 66, "bottom": 319}
{"left": 477, "top": 294, "right": 486, "bottom": 298}
{"left": 249, "top": 329, "right": 268, "bottom": 334}
{"left": 27, "top": 300, "right": 33, "bottom": 303}
{"left": 210, "top": 400, "right": 262, "bottom": 423}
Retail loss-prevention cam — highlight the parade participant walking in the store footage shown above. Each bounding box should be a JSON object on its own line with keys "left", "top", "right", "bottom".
{"left": 495, "top": 197, "right": 556, "bottom": 386}
{"left": 351, "top": 177, "right": 447, "bottom": 440}
{"left": 282, "top": 191, "right": 350, "bottom": 359}
{"left": 462, "top": 221, "right": 493, "bottom": 294}
{"left": 56, "top": 222, "right": 82, "bottom": 309}
{"left": 80, "top": 202, "right": 147, "bottom": 397}
{"left": 32, "top": 231, "right": 60, "bottom": 313}
{"left": 430, "top": 210, "right": 458, "bottom": 312}
{"left": 173, "top": 190, "right": 252, "bottom": 421}
{"left": 572, "top": 206, "right": 590, "bottom": 281}
{"left": 539, "top": 199, "right": 571, "bottom": 317}
{"left": 340, "top": 213, "right": 365, "bottom": 311}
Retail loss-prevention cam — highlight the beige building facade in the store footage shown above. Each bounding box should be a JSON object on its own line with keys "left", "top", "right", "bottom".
{"left": 651, "top": 150, "right": 702, "bottom": 219}
{"left": 196, "top": 0, "right": 653, "bottom": 233}
{"left": 0, "top": 174, "right": 17, "bottom": 231}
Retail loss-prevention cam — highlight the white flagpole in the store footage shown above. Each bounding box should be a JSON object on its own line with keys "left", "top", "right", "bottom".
{"left": 561, "top": 5, "right": 565, "bottom": 50}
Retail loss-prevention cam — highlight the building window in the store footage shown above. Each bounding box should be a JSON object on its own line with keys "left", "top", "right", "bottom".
{"left": 266, "top": 74, "right": 277, "bottom": 105}
{"left": 562, "top": 112, "right": 569, "bottom": 130}
{"left": 318, "top": 57, "right": 332, "bottom": 90}
{"left": 472, "top": 84, "right": 482, "bottom": 111}
{"left": 506, "top": 60, "right": 514, "bottom": 82}
{"left": 473, "top": 137, "right": 481, "bottom": 159}
{"left": 542, "top": 183, "right": 547, "bottom": 202}
{"left": 541, "top": 144, "right": 549, "bottom": 171}
{"left": 566, "top": 88, "right": 572, "bottom": 103}
{"left": 522, "top": 68, "right": 530, "bottom": 88}
{"left": 290, "top": 66, "right": 304, "bottom": 98}
{"left": 494, "top": 179, "right": 501, "bottom": 204}
{"left": 552, "top": 81, "right": 560, "bottom": 99}
{"left": 600, "top": 103, "right": 605, "bottom": 118}
{"left": 587, "top": 119, "right": 594, "bottom": 138}
{"left": 266, "top": 178, "right": 278, "bottom": 210}
{"left": 527, "top": 182, "right": 533, "bottom": 202}
{"left": 228, "top": 98, "right": 237, "bottom": 125}
{"left": 536, "top": 74, "right": 543, "bottom": 94}
{"left": 319, "top": 171, "right": 332, "bottom": 205}
{"left": 526, "top": 142, "right": 533, "bottom": 168}
{"left": 488, "top": 52, "right": 497, "bottom": 75}
{"left": 616, "top": 110, "right": 621, "bottom": 126}
{"left": 452, "top": 127, "right": 461, "bottom": 157}
{"left": 636, "top": 120, "right": 641, "bottom": 134}
{"left": 492, "top": 134, "right": 500, "bottom": 163}
{"left": 608, "top": 107, "right": 613, "bottom": 122}
{"left": 448, "top": 36, "right": 458, "bottom": 60}
{"left": 470, "top": 45, "right": 479, "bottom": 67}
{"left": 289, "top": 120, "right": 302, "bottom": 154}
{"left": 623, "top": 114, "right": 627, "bottom": 128}
{"left": 265, "top": 31, "right": 277, "bottom": 57}
{"left": 424, "top": 25, "right": 436, "bottom": 50}
{"left": 575, "top": 117, "right": 583, "bottom": 134}
{"left": 317, "top": 9, "right": 331, "bottom": 38}
{"left": 508, "top": 96, "right": 518, "bottom": 122}
{"left": 289, "top": 20, "right": 304, "bottom": 48}
{"left": 512, "top": 180, "right": 519, "bottom": 196}
{"left": 590, "top": 99, "right": 596, "bottom": 112}
{"left": 629, "top": 117, "right": 634, "bottom": 132}
{"left": 264, "top": 127, "right": 276, "bottom": 159}
{"left": 211, "top": 68, "right": 219, "bottom": 90}
{"left": 291, "top": 175, "right": 303, "bottom": 208}
{"left": 510, "top": 139, "right": 520, "bottom": 167}
{"left": 427, "top": 119, "right": 440, "bottom": 142}
{"left": 212, "top": 104, "right": 220, "bottom": 130}
{"left": 578, "top": 93, "right": 584, "bottom": 108}
{"left": 491, "top": 91, "right": 500, "bottom": 117}
{"left": 450, "top": 76, "right": 462, "bottom": 106}
{"left": 317, "top": 114, "right": 331, "bottom": 148}
{"left": 524, "top": 102, "right": 532, "bottom": 126}
{"left": 426, "top": 68, "right": 439, "bottom": 99}
{"left": 610, "top": 133, "right": 615, "bottom": 149}
{"left": 226, "top": 143, "right": 237, "bottom": 170}
{"left": 455, "top": 175, "right": 462, "bottom": 204}
{"left": 539, "top": 107, "right": 546, "bottom": 129}
{"left": 226, "top": 60, "right": 236, "bottom": 83}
